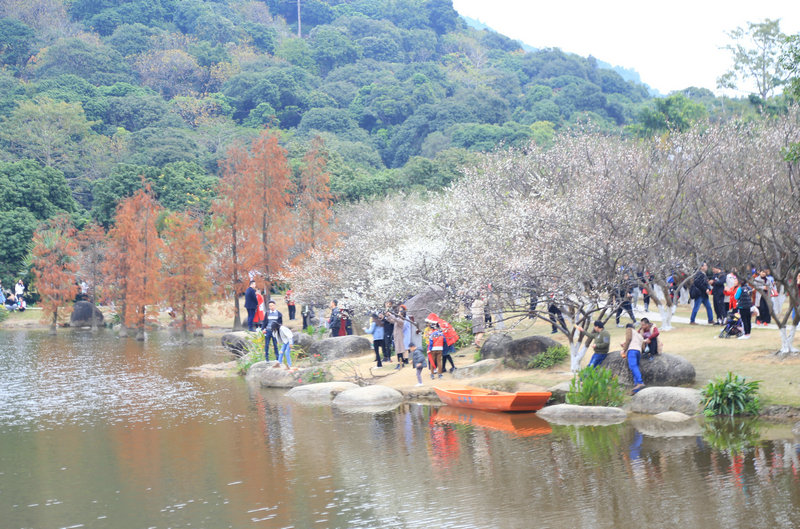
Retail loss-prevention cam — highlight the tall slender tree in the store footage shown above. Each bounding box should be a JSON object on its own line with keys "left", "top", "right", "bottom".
{"left": 162, "top": 211, "right": 212, "bottom": 334}
{"left": 243, "top": 129, "right": 294, "bottom": 295}
{"left": 293, "top": 135, "right": 336, "bottom": 260}
{"left": 106, "top": 185, "right": 163, "bottom": 339}
{"left": 30, "top": 214, "right": 79, "bottom": 334}
{"left": 210, "top": 144, "right": 253, "bottom": 329}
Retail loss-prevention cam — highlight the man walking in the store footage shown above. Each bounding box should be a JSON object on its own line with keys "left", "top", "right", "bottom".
{"left": 244, "top": 280, "right": 258, "bottom": 331}
{"left": 689, "top": 263, "right": 714, "bottom": 325}
{"left": 615, "top": 275, "right": 636, "bottom": 327}
{"left": 711, "top": 267, "right": 727, "bottom": 325}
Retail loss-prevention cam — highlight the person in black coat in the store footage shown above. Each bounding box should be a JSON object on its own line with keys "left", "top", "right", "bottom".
{"left": 711, "top": 267, "right": 727, "bottom": 325}
{"left": 244, "top": 280, "right": 258, "bottom": 331}
{"left": 689, "top": 263, "right": 714, "bottom": 324}
{"left": 262, "top": 300, "right": 283, "bottom": 360}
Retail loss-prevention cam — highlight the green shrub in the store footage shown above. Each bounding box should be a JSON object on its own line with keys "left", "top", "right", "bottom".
{"left": 701, "top": 372, "right": 761, "bottom": 417}
{"left": 450, "top": 318, "right": 474, "bottom": 349}
{"left": 566, "top": 366, "right": 625, "bottom": 407}
{"left": 528, "top": 344, "right": 569, "bottom": 369}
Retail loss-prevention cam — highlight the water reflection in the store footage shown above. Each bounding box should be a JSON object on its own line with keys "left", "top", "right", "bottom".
{"left": 1, "top": 330, "right": 799, "bottom": 529}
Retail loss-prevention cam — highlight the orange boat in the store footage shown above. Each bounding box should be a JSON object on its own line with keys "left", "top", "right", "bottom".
{"left": 433, "top": 386, "right": 551, "bottom": 412}
{"left": 433, "top": 406, "right": 552, "bottom": 437}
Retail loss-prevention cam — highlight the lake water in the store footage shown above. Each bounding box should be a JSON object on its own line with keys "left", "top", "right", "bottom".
{"left": 1, "top": 330, "right": 798, "bottom": 529}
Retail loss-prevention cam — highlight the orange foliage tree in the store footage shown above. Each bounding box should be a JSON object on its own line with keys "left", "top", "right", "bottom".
{"left": 210, "top": 144, "right": 253, "bottom": 329}
{"left": 30, "top": 214, "right": 79, "bottom": 333}
{"left": 105, "top": 185, "right": 163, "bottom": 339}
{"left": 293, "top": 135, "right": 336, "bottom": 259}
{"left": 243, "top": 129, "right": 295, "bottom": 294}
{"left": 161, "top": 211, "right": 212, "bottom": 334}
{"left": 77, "top": 222, "right": 107, "bottom": 330}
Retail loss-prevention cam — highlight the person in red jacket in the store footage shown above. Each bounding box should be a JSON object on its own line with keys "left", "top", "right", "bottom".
{"left": 428, "top": 324, "right": 445, "bottom": 379}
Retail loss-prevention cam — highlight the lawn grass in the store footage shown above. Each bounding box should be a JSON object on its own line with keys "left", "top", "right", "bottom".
{"left": 489, "top": 307, "right": 800, "bottom": 407}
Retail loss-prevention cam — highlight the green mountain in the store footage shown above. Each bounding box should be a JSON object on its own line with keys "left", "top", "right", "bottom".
{"left": 0, "top": 0, "right": 655, "bottom": 212}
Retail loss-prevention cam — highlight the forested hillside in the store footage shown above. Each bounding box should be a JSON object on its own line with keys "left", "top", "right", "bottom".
{"left": 0, "top": 0, "right": 773, "bottom": 287}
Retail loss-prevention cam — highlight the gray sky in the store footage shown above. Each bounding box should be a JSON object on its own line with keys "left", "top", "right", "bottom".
{"left": 452, "top": 0, "right": 799, "bottom": 95}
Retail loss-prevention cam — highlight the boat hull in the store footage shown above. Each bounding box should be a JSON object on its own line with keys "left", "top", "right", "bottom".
{"left": 433, "top": 386, "right": 551, "bottom": 412}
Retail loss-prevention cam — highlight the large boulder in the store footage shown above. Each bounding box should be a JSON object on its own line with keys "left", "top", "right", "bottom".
{"left": 546, "top": 381, "right": 572, "bottom": 404}
{"left": 222, "top": 331, "right": 252, "bottom": 356}
{"left": 403, "top": 286, "right": 448, "bottom": 346}
{"left": 630, "top": 387, "right": 703, "bottom": 416}
{"left": 293, "top": 331, "right": 315, "bottom": 351}
{"left": 452, "top": 358, "right": 501, "bottom": 379}
{"left": 537, "top": 403, "right": 627, "bottom": 425}
{"left": 307, "top": 335, "right": 372, "bottom": 360}
{"left": 479, "top": 333, "right": 513, "bottom": 359}
{"left": 332, "top": 385, "right": 404, "bottom": 408}
{"left": 247, "top": 361, "right": 332, "bottom": 388}
{"left": 70, "top": 301, "right": 104, "bottom": 327}
{"left": 481, "top": 335, "right": 559, "bottom": 370}
{"left": 602, "top": 351, "right": 695, "bottom": 387}
{"left": 286, "top": 381, "right": 359, "bottom": 403}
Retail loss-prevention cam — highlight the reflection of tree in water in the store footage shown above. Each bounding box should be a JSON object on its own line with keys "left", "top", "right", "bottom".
{"left": 556, "top": 423, "right": 625, "bottom": 462}
{"left": 702, "top": 417, "right": 762, "bottom": 454}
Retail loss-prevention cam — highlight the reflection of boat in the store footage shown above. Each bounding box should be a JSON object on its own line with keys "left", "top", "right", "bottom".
{"left": 434, "top": 406, "right": 552, "bottom": 437}
{"left": 433, "top": 386, "right": 551, "bottom": 412}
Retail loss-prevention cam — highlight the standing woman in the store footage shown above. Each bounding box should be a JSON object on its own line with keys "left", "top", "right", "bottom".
{"left": 620, "top": 323, "right": 645, "bottom": 394}
{"left": 470, "top": 296, "right": 486, "bottom": 347}
{"left": 364, "top": 314, "right": 385, "bottom": 368}
{"left": 386, "top": 306, "right": 409, "bottom": 368}
{"left": 735, "top": 277, "right": 753, "bottom": 339}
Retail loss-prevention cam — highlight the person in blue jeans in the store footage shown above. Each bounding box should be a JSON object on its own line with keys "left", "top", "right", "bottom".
{"left": 689, "top": 263, "right": 715, "bottom": 324}
{"left": 620, "top": 323, "right": 645, "bottom": 394}
{"left": 272, "top": 322, "right": 294, "bottom": 368}
{"left": 576, "top": 320, "right": 611, "bottom": 368}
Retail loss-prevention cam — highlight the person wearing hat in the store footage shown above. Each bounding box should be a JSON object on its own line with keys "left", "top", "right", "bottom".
{"left": 576, "top": 320, "right": 611, "bottom": 368}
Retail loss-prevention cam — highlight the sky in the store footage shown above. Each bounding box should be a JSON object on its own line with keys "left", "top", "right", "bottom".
{"left": 451, "top": 0, "right": 800, "bottom": 96}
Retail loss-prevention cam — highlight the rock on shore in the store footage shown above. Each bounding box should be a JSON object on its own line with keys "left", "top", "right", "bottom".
{"left": 246, "top": 361, "right": 331, "bottom": 388}
{"left": 70, "top": 301, "right": 104, "bottom": 327}
{"left": 286, "top": 381, "right": 359, "bottom": 403}
{"left": 630, "top": 387, "right": 703, "bottom": 416}
{"left": 602, "top": 352, "right": 695, "bottom": 387}
{"left": 222, "top": 331, "right": 251, "bottom": 355}
{"left": 480, "top": 333, "right": 559, "bottom": 370}
{"left": 537, "top": 403, "right": 627, "bottom": 425}
{"left": 332, "top": 385, "right": 404, "bottom": 407}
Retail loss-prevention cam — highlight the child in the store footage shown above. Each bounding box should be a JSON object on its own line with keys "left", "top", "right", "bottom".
{"left": 272, "top": 322, "right": 294, "bottom": 368}
{"left": 428, "top": 323, "right": 445, "bottom": 379}
{"left": 410, "top": 343, "right": 426, "bottom": 386}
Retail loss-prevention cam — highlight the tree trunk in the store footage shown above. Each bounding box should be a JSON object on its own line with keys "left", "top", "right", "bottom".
{"left": 650, "top": 284, "right": 674, "bottom": 331}
{"left": 49, "top": 308, "right": 57, "bottom": 335}
{"left": 569, "top": 340, "right": 588, "bottom": 372}
{"left": 136, "top": 306, "right": 145, "bottom": 341}
{"left": 90, "top": 302, "right": 98, "bottom": 332}
{"left": 778, "top": 325, "right": 799, "bottom": 356}
{"left": 232, "top": 293, "right": 242, "bottom": 330}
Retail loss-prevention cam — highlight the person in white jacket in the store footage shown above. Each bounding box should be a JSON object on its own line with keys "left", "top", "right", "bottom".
{"left": 271, "top": 322, "right": 294, "bottom": 368}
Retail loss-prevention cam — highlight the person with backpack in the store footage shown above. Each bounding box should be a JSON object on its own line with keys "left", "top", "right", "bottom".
{"left": 735, "top": 277, "right": 753, "bottom": 339}
{"left": 689, "top": 263, "right": 714, "bottom": 325}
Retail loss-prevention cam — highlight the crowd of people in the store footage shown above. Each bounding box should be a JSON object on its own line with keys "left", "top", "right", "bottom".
{"left": 243, "top": 280, "right": 296, "bottom": 368}
{"left": 1, "top": 279, "right": 27, "bottom": 312}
